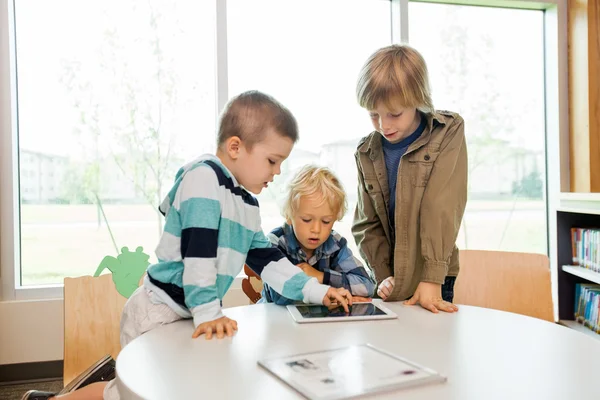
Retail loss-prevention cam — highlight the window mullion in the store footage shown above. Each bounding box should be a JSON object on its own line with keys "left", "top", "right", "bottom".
{"left": 391, "top": 0, "right": 409, "bottom": 43}
{"left": 215, "top": 0, "right": 229, "bottom": 120}
{"left": 0, "top": 0, "right": 19, "bottom": 301}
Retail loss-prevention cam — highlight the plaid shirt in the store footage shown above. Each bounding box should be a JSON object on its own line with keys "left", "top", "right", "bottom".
{"left": 260, "top": 223, "right": 376, "bottom": 305}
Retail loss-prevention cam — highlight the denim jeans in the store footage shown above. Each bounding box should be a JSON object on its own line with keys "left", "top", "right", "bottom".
{"left": 441, "top": 275, "right": 456, "bottom": 303}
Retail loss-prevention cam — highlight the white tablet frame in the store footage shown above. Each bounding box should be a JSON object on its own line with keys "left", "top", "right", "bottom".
{"left": 286, "top": 301, "right": 397, "bottom": 323}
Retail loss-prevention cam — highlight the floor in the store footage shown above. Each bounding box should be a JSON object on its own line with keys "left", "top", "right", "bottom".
{"left": 0, "top": 380, "right": 63, "bottom": 400}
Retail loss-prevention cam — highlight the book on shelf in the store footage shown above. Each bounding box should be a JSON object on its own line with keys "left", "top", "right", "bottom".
{"left": 570, "top": 228, "right": 600, "bottom": 272}
{"left": 574, "top": 283, "right": 600, "bottom": 333}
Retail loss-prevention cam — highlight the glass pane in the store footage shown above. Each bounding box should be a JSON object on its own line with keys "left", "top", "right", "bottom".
{"left": 409, "top": 3, "right": 547, "bottom": 253}
{"left": 15, "top": 0, "right": 216, "bottom": 285}
{"left": 228, "top": 0, "right": 391, "bottom": 256}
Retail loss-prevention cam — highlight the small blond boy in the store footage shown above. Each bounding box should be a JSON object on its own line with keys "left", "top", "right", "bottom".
{"left": 261, "top": 165, "right": 376, "bottom": 305}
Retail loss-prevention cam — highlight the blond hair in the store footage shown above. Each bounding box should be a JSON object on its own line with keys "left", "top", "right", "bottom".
{"left": 356, "top": 44, "right": 434, "bottom": 114}
{"left": 282, "top": 165, "right": 347, "bottom": 221}
{"left": 217, "top": 90, "right": 299, "bottom": 150}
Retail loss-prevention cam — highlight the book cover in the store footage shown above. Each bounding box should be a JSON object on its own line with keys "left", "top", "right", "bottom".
{"left": 258, "top": 344, "right": 446, "bottom": 400}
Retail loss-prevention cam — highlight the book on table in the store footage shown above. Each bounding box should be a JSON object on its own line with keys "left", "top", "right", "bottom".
{"left": 258, "top": 343, "right": 446, "bottom": 400}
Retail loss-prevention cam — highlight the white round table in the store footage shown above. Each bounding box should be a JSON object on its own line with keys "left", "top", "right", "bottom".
{"left": 115, "top": 302, "right": 600, "bottom": 400}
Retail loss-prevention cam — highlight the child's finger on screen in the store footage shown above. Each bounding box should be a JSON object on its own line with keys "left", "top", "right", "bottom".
{"left": 333, "top": 293, "right": 349, "bottom": 312}
{"left": 337, "top": 288, "right": 352, "bottom": 305}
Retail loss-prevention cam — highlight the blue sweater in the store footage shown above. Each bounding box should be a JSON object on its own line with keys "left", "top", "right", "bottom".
{"left": 382, "top": 115, "right": 427, "bottom": 226}
{"left": 144, "top": 154, "right": 329, "bottom": 327}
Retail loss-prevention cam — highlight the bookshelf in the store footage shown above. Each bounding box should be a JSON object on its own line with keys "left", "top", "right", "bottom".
{"left": 561, "top": 265, "right": 600, "bottom": 285}
{"left": 556, "top": 193, "right": 600, "bottom": 339}
{"left": 557, "top": 320, "right": 600, "bottom": 340}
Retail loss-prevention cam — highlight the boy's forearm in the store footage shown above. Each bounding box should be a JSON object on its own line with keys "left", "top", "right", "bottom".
{"left": 182, "top": 258, "right": 222, "bottom": 327}
{"left": 189, "top": 299, "right": 224, "bottom": 327}
{"left": 266, "top": 286, "right": 296, "bottom": 305}
{"left": 328, "top": 247, "right": 377, "bottom": 296}
{"left": 323, "top": 268, "right": 375, "bottom": 297}
{"left": 248, "top": 244, "right": 329, "bottom": 304}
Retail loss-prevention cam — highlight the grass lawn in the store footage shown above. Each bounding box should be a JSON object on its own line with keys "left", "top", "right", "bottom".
{"left": 17, "top": 200, "right": 547, "bottom": 285}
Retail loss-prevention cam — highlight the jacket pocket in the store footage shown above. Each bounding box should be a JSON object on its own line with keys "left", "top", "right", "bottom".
{"left": 363, "top": 177, "right": 385, "bottom": 210}
{"left": 407, "top": 151, "right": 439, "bottom": 187}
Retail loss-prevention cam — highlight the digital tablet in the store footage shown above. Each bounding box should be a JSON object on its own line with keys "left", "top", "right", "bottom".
{"left": 286, "top": 301, "right": 397, "bottom": 323}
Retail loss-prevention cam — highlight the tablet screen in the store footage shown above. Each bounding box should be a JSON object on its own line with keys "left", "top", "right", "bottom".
{"left": 296, "top": 303, "right": 387, "bottom": 318}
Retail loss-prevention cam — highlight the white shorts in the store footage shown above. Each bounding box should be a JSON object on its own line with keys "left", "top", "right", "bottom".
{"left": 104, "top": 287, "right": 182, "bottom": 400}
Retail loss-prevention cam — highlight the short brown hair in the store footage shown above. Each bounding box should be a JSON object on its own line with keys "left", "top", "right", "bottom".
{"left": 282, "top": 165, "right": 347, "bottom": 222}
{"left": 356, "top": 44, "right": 434, "bottom": 113}
{"left": 217, "top": 90, "right": 299, "bottom": 149}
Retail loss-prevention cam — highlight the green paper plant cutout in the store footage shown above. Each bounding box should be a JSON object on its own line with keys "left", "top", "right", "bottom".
{"left": 94, "top": 246, "right": 150, "bottom": 298}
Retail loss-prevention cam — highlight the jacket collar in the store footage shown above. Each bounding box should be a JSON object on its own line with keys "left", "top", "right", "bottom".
{"left": 357, "top": 111, "right": 447, "bottom": 154}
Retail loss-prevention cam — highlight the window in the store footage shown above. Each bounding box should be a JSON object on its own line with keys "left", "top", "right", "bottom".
{"left": 227, "top": 0, "right": 391, "bottom": 256}
{"left": 1, "top": 0, "right": 558, "bottom": 296}
{"left": 409, "top": 2, "right": 547, "bottom": 254}
{"left": 14, "top": 0, "right": 216, "bottom": 285}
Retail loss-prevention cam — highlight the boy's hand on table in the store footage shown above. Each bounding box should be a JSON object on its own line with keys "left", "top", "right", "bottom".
{"left": 297, "top": 262, "right": 324, "bottom": 284}
{"left": 404, "top": 282, "right": 459, "bottom": 313}
{"left": 192, "top": 316, "right": 238, "bottom": 340}
{"left": 322, "top": 287, "right": 352, "bottom": 312}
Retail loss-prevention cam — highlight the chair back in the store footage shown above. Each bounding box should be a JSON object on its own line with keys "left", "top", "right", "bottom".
{"left": 63, "top": 274, "right": 128, "bottom": 385}
{"left": 454, "top": 250, "right": 554, "bottom": 322}
{"left": 241, "top": 264, "right": 263, "bottom": 304}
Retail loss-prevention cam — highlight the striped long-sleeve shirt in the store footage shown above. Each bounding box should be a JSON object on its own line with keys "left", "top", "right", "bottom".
{"left": 260, "top": 223, "right": 376, "bottom": 305}
{"left": 144, "top": 154, "right": 329, "bottom": 327}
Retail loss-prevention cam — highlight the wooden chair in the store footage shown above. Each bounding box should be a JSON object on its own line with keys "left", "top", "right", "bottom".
{"left": 63, "top": 274, "right": 129, "bottom": 385}
{"left": 241, "top": 264, "right": 263, "bottom": 304}
{"left": 454, "top": 249, "right": 554, "bottom": 322}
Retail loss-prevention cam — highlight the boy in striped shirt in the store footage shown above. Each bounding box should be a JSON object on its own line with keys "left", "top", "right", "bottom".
{"left": 28, "top": 91, "right": 352, "bottom": 400}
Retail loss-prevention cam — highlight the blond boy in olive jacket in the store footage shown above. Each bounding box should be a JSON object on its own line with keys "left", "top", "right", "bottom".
{"left": 352, "top": 44, "right": 467, "bottom": 313}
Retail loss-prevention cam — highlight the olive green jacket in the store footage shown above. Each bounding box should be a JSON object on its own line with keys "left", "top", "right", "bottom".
{"left": 352, "top": 111, "right": 467, "bottom": 301}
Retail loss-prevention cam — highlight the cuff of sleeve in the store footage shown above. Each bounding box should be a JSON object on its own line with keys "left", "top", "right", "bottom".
{"left": 372, "top": 264, "right": 391, "bottom": 284}
{"left": 303, "top": 280, "right": 330, "bottom": 305}
{"left": 322, "top": 270, "right": 331, "bottom": 285}
{"left": 421, "top": 260, "right": 448, "bottom": 285}
{"left": 192, "top": 300, "right": 224, "bottom": 328}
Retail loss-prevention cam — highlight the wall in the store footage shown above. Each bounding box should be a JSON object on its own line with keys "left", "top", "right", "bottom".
{"left": 0, "top": 284, "right": 247, "bottom": 365}
{"left": 569, "top": 0, "right": 600, "bottom": 191}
